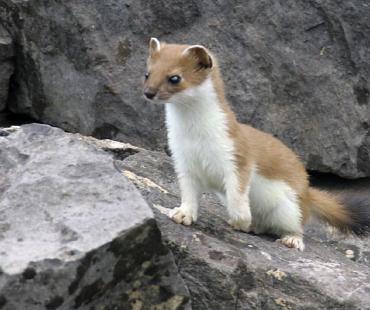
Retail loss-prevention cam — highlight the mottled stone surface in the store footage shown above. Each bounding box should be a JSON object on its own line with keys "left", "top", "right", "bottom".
{"left": 1, "top": 123, "right": 368, "bottom": 309}
{"left": 116, "top": 146, "right": 370, "bottom": 309}
{"left": 0, "top": 0, "right": 369, "bottom": 177}
{"left": 0, "top": 24, "right": 13, "bottom": 111}
{"left": 0, "top": 124, "right": 189, "bottom": 309}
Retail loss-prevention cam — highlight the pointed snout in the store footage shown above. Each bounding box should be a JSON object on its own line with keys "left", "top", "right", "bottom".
{"left": 144, "top": 87, "right": 157, "bottom": 100}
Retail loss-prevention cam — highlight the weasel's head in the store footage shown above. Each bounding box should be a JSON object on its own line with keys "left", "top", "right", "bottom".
{"left": 143, "top": 38, "right": 214, "bottom": 103}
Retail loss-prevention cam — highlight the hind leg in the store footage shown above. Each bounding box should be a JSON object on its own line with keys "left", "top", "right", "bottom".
{"left": 270, "top": 204, "right": 305, "bottom": 251}
{"left": 249, "top": 176, "right": 305, "bottom": 250}
{"left": 272, "top": 199, "right": 305, "bottom": 251}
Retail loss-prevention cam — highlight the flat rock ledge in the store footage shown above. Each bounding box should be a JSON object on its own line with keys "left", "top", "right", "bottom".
{"left": 0, "top": 124, "right": 189, "bottom": 310}
{"left": 1, "top": 123, "right": 369, "bottom": 310}
{"left": 116, "top": 144, "right": 370, "bottom": 309}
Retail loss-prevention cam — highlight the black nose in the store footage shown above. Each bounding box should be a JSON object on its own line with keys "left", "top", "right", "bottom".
{"left": 144, "top": 91, "right": 156, "bottom": 100}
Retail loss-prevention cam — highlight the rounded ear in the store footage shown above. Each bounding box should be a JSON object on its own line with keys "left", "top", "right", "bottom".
{"left": 149, "top": 37, "right": 161, "bottom": 55}
{"left": 182, "top": 45, "right": 213, "bottom": 69}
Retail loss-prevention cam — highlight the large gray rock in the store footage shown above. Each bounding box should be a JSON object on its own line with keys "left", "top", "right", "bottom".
{"left": 0, "top": 124, "right": 189, "bottom": 309}
{"left": 116, "top": 146, "right": 370, "bottom": 309}
{"left": 0, "top": 0, "right": 369, "bottom": 177}
{"left": 0, "top": 24, "right": 13, "bottom": 111}
{"left": 0, "top": 0, "right": 165, "bottom": 148}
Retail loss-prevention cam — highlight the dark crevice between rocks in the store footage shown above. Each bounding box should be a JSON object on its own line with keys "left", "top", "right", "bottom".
{"left": 354, "top": 77, "right": 370, "bottom": 106}
{"left": 68, "top": 253, "right": 94, "bottom": 296}
{"left": 0, "top": 109, "right": 36, "bottom": 128}
{"left": 0, "top": 295, "right": 7, "bottom": 308}
{"left": 92, "top": 123, "right": 120, "bottom": 140}
{"left": 308, "top": 170, "right": 370, "bottom": 268}
{"left": 102, "top": 147, "right": 140, "bottom": 161}
{"left": 45, "top": 296, "right": 64, "bottom": 310}
{"left": 106, "top": 147, "right": 141, "bottom": 174}
{"left": 309, "top": 170, "right": 370, "bottom": 193}
{"left": 22, "top": 267, "right": 37, "bottom": 280}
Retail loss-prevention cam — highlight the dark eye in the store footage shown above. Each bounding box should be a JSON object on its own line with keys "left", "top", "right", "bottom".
{"left": 145, "top": 72, "right": 150, "bottom": 80}
{"left": 168, "top": 75, "right": 181, "bottom": 84}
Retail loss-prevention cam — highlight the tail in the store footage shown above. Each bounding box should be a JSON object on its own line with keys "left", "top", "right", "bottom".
{"left": 308, "top": 188, "right": 370, "bottom": 236}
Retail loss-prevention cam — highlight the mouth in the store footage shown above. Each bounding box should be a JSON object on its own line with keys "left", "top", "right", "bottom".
{"left": 142, "top": 95, "right": 166, "bottom": 104}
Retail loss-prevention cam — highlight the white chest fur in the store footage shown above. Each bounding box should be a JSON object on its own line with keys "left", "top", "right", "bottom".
{"left": 165, "top": 78, "right": 236, "bottom": 192}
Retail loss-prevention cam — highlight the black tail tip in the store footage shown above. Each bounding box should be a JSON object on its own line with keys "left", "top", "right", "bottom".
{"left": 341, "top": 193, "right": 370, "bottom": 236}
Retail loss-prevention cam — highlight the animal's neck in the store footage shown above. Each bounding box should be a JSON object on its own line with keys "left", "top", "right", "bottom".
{"left": 165, "top": 74, "right": 237, "bottom": 133}
{"left": 165, "top": 78, "right": 221, "bottom": 130}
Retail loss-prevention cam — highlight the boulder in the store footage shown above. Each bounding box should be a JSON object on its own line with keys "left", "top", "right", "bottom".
{"left": 0, "top": 24, "right": 13, "bottom": 111}
{"left": 0, "top": 124, "right": 189, "bottom": 309}
{"left": 117, "top": 146, "right": 370, "bottom": 309}
{"left": 0, "top": 0, "right": 166, "bottom": 148}
{"left": 0, "top": 0, "right": 369, "bottom": 177}
{"left": 1, "top": 123, "right": 369, "bottom": 309}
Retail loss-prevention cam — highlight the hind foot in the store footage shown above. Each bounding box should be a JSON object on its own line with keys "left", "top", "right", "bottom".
{"left": 277, "top": 234, "right": 305, "bottom": 251}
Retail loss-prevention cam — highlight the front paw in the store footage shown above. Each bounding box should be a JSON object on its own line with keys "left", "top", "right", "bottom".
{"left": 228, "top": 216, "right": 252, "bottom": 233}
{"left": 170, "top": 206, "right": 195, "bottom": 226}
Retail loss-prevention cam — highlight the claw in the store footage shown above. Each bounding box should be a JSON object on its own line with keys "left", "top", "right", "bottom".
{"left": 277, "top": 235, "right": 305, "bottom": 251}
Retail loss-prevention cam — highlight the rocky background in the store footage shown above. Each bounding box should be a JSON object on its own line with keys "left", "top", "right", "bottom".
{"left": 0, "top": 0, "right": 369, "bottom": 178}
{"left": 0, "top": 0, "right": 369, "bottom": 309}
